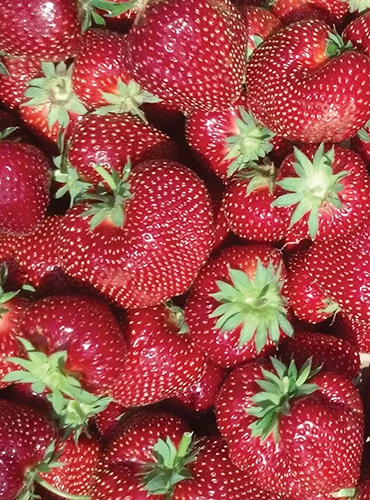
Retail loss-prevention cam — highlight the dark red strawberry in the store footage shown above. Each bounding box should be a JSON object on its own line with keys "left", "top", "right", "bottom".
{"left": 63, "top": 112, "right": 178, "bottom": 187}
{"left": 0, "top": 56, "right": 41, "bottom": 111}
{"left": 240, "top": 5, "right": 282, "bottom": 59}
{"left": 58, "top": 160, "right": 214, "bottom": 309}
{"left": 215, "top": 357, "right": 364, "bottom": 496}
{"left": 93, "top": 401, "right": 127, "bottom": 441}
{"left": 125, "top": 0, "right": 247, "bottom": 112}
{"left": 246, "top": 19, "right": 370, "bottom": 143}
{"left": 0, "top": 134, "right": 51, "bottom": 235}
{"left": 222, "top": 160, "right": 290, "bottom": 242}
{"left": 185, "top": 244, "right": 293, "bottom": 367}
{"left": 331, "top": 311, "right": 370, "bottom": 353}
{"left": 270, "top": 0, "right": 348, "bottom": 26}
{"left": 0, "top": 0, "right": 81, "bottom": 60}
{"left": 343, "top": 10, "right": 370, "bottom": 54}
{"left": 279, "top": 331, "right": 361, "bottom": 381}
{"left": 111, "top": 303, "right": 205, "bottom": 407}
{"left": 273, "top": 144, "right": 370, "bottom": 244}
{"left": 287, "top": 250, "right": 340, "bottom": 323}
{"left": 20, "top": 62, "right": 87, "bottom": 144}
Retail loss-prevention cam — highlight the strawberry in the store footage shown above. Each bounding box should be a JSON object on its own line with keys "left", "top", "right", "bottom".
{"left": 278, "top": 331, "right": 361, "bottom": 381}
{"left": 3, "top": 294, "right": 127, "bottom": 437}
{"left": 246, "top": 19, "right": 370, "bottom": 143}
{"left": 62, "top": 112, "right": 178, "bottom": 188}
{"left": 125, "top": 0, "right": 247, "bottom": 112}
{"left": 186, "top": 92, "right": 275, "bottom": 181}
{"left": 222, "top": 160, "right": 290, "bottom": 242}
{"left": 93, "top": 401, "right": 127, "bottom": 442}
{"left": 287, "top": 250, "right": 339, "bottom": 323}
{"left": 215, "top": 357, "right": 364, "bottom": 496}
{"left": 0, "top": 0, "right": 81, "bottom": 61}
{"left": 185, "top": 244, "right": 293, "bottom": 367}
{"left": 58, "top": 160, "right": 214, "bottom": 309}
{"left": 273, "top": 144, "right": 370, "bottom": 243}
{"left": 351, "top": 125, "right": 370, "bottom": 166}
{"left": 343, "top": 10, "right": 370, "bottom": 54}
{"left": 20, "top": 62, "right": 87, "bottom": 144}
{"left": 0, "top": 56, "right": 41, "bottom": 111}
{"left": 0, "top": 132, "right": 51, "bottom": 235}
{"left": 270, "top": 0, "right": 348, "bottom": 26}
{"left": 110, "top": 303, "right": 205, "bottom": 407}
{"left": 331, "top": 311, "right": 370, "bottom": 353}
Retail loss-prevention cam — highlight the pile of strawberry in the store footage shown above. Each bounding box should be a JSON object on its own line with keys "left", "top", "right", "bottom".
{"left": 3, "top": 0, "right": 370, "bottom": 498}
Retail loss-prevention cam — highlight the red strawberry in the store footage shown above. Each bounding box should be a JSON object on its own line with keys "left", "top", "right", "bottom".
{"left": 186, "top": 92, "right": 275, "bottom": 181}
{"left": 0, "top": 135, "right": 51, "bottom": 235}
{"left": 4, "top": 294, "right": 127, "bottom": 436}
{"left": 63, "top": 112, "right": 178, "bottom": 187}
{"left": 93, "top": 401, "right": 127, "bottom": 441}
{"left": 0, "top": 0, "right": 81, "bottom": 60}
{"left": 287, "top": 250, "right": 339, "bottom": 323}
{"left": 240, "top": 5, "right": 282, "bottom": 59}
{"left": 222, "top": 160, "right": 290, "bottom": 242}
{"left": 215, "top": 357, "right": 364, "bottom": 496}
{"left": 185, "top": 244, "right": 293, "bottom": 367}
{"left": 273, "top": 144, "right": 370, "bottom": 243}
{"left": 331, "top": 311, "right": 370, "bottom": 353}
{"left": 343, "top": 11, "right": 370, "bottom": 55}
{"left": 125, "top": 0, "right": 247, "bottom": 112}
{"left": 270, "top": 0, "right": 348, "bottom": 26}
{"left": 278, "top": 331, "right": 361, "bottom": 381}
{"left": 0, "top": 56, "right": 41, "bottom": 111}
{"left": 246, "top": 19, "right": 370, "bottom": 143}
{"left": 58, "top": 160, "right": 214, "bottom": 309}
{"left": 351, "top": 125, "right": 370, "bottom": 166}
{"left": 20, "top": 62, "right": 87, "bottom": 144}
{"left": 111, "top": 303, "right": 205, "bottom": 407}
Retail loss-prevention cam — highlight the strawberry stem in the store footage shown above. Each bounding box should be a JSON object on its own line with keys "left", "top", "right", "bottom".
{"left": 34, "top": 476, "right": 91, "bottom": 499}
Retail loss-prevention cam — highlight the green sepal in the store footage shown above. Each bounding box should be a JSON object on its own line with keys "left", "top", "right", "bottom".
{"left": 246, "top": 35, "right": 264, "bottom": 60}
{"left": 0, "top": 60, "right": 9, "bottom": 76}
{"left": 326, "top": 30, "right": 353, "bottom": 56}
{"left": 165, "top": 301, "right": 189, "bottom": 334}
{"left": 82, "top": 0, "right": 138, "bottom": 31}
{"left": 0, "top": 126, "right": 19, "bottom": 141}
{"left": 330, "top": 488, "right": 358, "bottom": 498}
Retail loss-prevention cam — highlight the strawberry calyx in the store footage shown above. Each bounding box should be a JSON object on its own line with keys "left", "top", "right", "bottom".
{"left": 246, "top": 35, "right": 264, "bottom": 61}
{"left": 165, "top": 301, "right": 189, "bottom": 334}
{"left": 248, "top": 357, "right": 320, "bottom": 442}
{"left": 319, "top": 298, "right": 341, "bottom": 316}
{"left": 22, "top": 62, "right": 87, "bottom": 131}
{"left": 345, "top": 0, "right": 370, "bottom": 12}
{"left": 139, "top": 432, "right": 197, "bottom": 498}
{"left": 0, "top": 126, "right": 19, "bottom": 141}
{"left": 330, "top": 488, "right": 358, "bottom": 498}
{"left": 272, "top": 144, "right": 349, "bottom": 240}
{"left": 209, "top": 260, "right": 293, "bottom": 353}
{"left": 326, "top": 31, "right": 353, "bottom": 57}
{"left": 224, "top": 108, "right": 275, "bottom": 178}
{"left": 235, "top": 158, "right": 277, "bottom": 194}
{"left": 94, "top": 78, "right": 161, "bottom": 122}
{"left": 2, "top": 337, "right": 112, "bottom": 442}
{"left": 0, "top": 263, "right": 34, "bottom": 317}
{"left": 81, "top": 0, "right": 138, "bottom": 31}
{"left": 357, "top": 119, "right": 370, "bottom": 142}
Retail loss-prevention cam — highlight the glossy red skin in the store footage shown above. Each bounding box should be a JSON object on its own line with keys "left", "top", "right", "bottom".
{"left": 58, "top": 161, "right": 214, "bottom": 309}
{"left": 39, "top": 434, "right": 101, "bottom": 496}
{"left": 72, "top": 29, "right": 130, "bottom": 111}
{"left": 126, "top": 0, "right": 247, "bottom": 112}
{"left": 287, "top": 250, "right": 335, "bottom": 323}
{"left": 0, "top": 0, "right": 81, "bottom": 60}
{"left": 19, "top": 295, "right": 127, "bottom": 394}
{"left": 91, "top": 411, "right": 189, "bottom": 499}
{"left": 169, "top": 358, "right": 226, "bottom": 413}
{"left": 343, "top": 10, "right": 370, "bottom": 56}
{"left": 93, "top": 401, "right": 127, "bottom": 441}
{"left": 246, "top": 19, "right": 370, "bottom": 143}
{"left": 68, "top": 113, "right": 178, "bottom": 185}
{"left": 0, "top": 141, "right": 50, "bottom": 235}
{"left": 240, "top": 6, "right": 282, "bottom": 57}
{"left": 303, "top": 217, "right": 370, "bottom": 327}
{"left": 270, "top": 0, "right": 348, "bottom": 26}
{"left": 111, "top": 305, "right": 205, "bottom": 407}
{"left": 223, "top": 176, "right": 290, "bottom": 242}
{"left": 0, "top": 57, "right": 41, "bottom": 111}
{"left": 215, "top": 359, "right": 364, "bottom": 496}
{"left": 331, "top": 312, "right": 370, "bottom": 353}
{"left": 185, "top": 244, "right": 288, "bottom": 367}
{"left": 276, "top": 145, "right": 370, "bottom": 244}
{"left": 351, "top": 128, "right": 370, "bottom": 166}
{"left": 278, "top": 331, "right": 361, "bottom": 381}
{"left": 0, "top": 399, "right": 57, "bottom": 499}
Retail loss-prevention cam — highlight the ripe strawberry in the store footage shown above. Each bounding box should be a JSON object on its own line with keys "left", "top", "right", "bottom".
{"left": 215, "top": 357, "right": 364, "bottom": 496}
{"left": 351, "top": 124, "right": 370, "bottom": 165}
{"left": 331, "top": 311, "right": 370, "bottom": 353}
{"left": 185, "top": 244, "right": 293, "bottom": 367}
{"left": 125, "top": 0, "right": 247, "bottom": 112}
{"left": 0, "top": 0, "right": 81, "bottom": 60}
{"left": 0, "top": 134, "right": 51, "bottom": 235}
{"left": 63, "top": 112, "right": 178, "bottom": 187}
{"left": 343, "top": 10, "right": 370, "bottom": 54}
{"left": 273, "top": 144, "right": 370, "bottom": 243}
{"left": 20, "top": 62, "right": 87, "bottom": 144}
{"left": 222, "top": 160, "right": 290, "bottom": 242}
{"left": 93, "top": 401, "right": 127, "bottom": 442}
{"left": 58, "top": 160, "right": 214, "bottom": 309}
{"left": 246, "top": 19, "right": 370, "bottom": 143}
{"left": 186, "top": 92, "right": 275, "bottom": 181}
{"left": 111, "top": 303, "right": 205, "bottom": 407}
{"left": 270, "top": 0, "right": 348, "bottom": 26}
{"left": 287, "top": 250, "right": 339, "bottom": 323}
{"left": 278, "top": 331, "right": 361, "bottom": 381}
{"left": 240, "top": 5, "right": 282, "bottom": 59}
{"left": 0, "top": 56, "right": 41, "bottom": 111}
